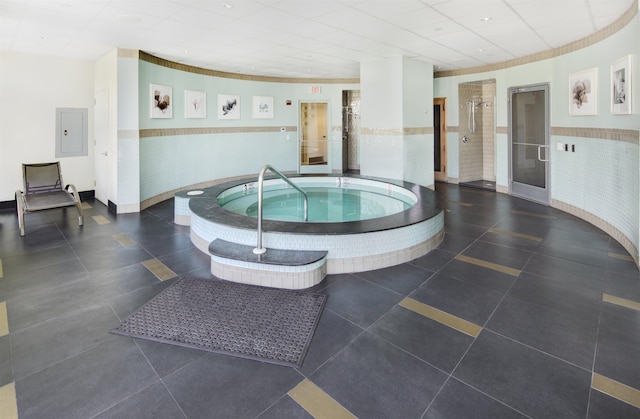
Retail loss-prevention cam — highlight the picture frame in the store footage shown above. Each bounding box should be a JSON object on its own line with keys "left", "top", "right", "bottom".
{"left": 184, "top": 90, "right": 206, "bottom": 118}
{"left": 217, "top": 94, "right": 240, "bottom": 120}
{"left": 569, "top": 68, "right": 597, "bottom": 116}
{"left": 252, "top": 96, "right": 274, "bottom": 119}
{"left": 611, "top": 55, "right": 631, "bottom": 115}
{"left": 150, "top": 84, "right": 173, "bottom": 118}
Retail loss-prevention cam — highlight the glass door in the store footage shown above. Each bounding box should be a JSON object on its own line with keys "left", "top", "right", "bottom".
{"left": 299, "top": 102, "right": 331, "bottom": 174}
{"left": 508, "top": 83, "right": 550, "bottom": 204}
{"left": 433, "top": 97, "right": 447, "bottom": 182}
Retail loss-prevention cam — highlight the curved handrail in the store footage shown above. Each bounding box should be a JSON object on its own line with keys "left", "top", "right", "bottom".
{"left": 254, "top": 165, "right": 308, "bottom": 254}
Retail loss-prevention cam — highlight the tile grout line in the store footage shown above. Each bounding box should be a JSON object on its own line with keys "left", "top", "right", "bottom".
{"left": 91, "top": 215, "right": 111, "bottom": 225}
{"left": 0, "top": 382, "right": 18, "bottom": 419}
{"left": 288, "top": 378, "right": 356, "bottom": 419}
{"left": 489, "top": 228, "right": 543, "bottom": 243}
{"left": 112, "top": 233, "right": 137, "bottom": 248}
{"left": 592, "top": 373, "right": 640, "bottom": 409}
{"left": 443, "top": 199, "right": 474, "bottom": 207}
{"left": 0, "top": 302, "right": 8, "bottom": 338}
{"left": 419, "top": 246, "right": 528, "bottom": 417}
{"left": 455, "top": 254, "right": 521, "bottom": 277}
{"left": 399, "top": 297, "right": 482, "bottom": 338}
{"left": 602, "top": 293, "right": 640, "bottom": 312}
{"left": 423, "top": 246, "right": 534, "bottom": 417}
{"left": 141, "top": 258, "right": 177, "bottom": 281}
{"left": 511, "top": 209, "right": 557, "bottom": 219}
{"left": 0, "top": 259, "right": 17, "bottom": 419}
{"left": 607, "top": 252, "right": 634, "bottom": 262}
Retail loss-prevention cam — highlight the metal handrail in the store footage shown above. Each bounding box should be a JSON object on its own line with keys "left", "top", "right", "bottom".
{"left": 253, "top": 165, "right": 308, "bottom": 254}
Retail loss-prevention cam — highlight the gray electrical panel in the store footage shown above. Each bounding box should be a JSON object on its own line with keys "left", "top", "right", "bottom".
{"left": 56, "top": 108, "right": 88, "bottom": 157}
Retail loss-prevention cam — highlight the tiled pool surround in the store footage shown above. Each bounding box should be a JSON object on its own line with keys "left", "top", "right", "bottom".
{"left": 177, "top": 175, "right": 445, "bottom": 286}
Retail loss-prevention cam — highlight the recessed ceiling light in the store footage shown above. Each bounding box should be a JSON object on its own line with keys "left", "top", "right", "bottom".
{"left": 477, "top": 49, "right": 485, "bottom": 53}
{"left": 223, "top": 3, "right": 233, "bottom": 8}
{"left": 480, "top": 17, "right": 491, "bottom": 22}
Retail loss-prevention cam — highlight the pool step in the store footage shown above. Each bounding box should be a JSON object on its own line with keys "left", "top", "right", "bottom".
{"left": 208, "top": 239, "right": 328, "bottom": 289}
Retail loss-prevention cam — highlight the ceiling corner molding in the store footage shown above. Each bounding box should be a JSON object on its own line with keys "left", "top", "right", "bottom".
{"left": 117, "top": 49, "right": 139, "bottom": 59}
{"left": 138, "top": 51, "right": 359, "bottom": 85}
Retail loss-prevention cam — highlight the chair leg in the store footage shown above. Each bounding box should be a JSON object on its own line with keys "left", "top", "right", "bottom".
{"left": 76, "top": 202, "right": 84, "bottom": 226}
{"left": 18, "top": 212, "right": 25, "bottom": 236}
{"left": 65, "top": 184, "right": 84, "bottom": 227}
{"left": 15, "top": 191, "right": 25, "bottom": 236}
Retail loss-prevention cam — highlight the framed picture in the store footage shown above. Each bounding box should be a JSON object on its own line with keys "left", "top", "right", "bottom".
{"left": 184, "top": 90, "right": 206, "bottom": 118}
{"left": 150, "top": 84, "right": 172, "bottom": 118}
{"left": 569, "top": 68, "right": 597, "bottom": 116}
{"left": 252, "top": 96, "right": 274, "bottom": 119}
{"left": 217, "top": 94, "right": 240, "bottom": 120}
{"left": 611, "top": 55, "right": 631, "bottom": 115}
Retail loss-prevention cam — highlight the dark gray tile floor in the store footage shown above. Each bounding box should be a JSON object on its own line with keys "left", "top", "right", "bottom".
{"left": 1, "top": 183, "right": 639, "bottom": 418}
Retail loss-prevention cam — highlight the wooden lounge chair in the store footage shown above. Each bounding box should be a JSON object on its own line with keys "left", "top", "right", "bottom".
{"left": 16, "top": 162, "right": 84, "bottom": 236}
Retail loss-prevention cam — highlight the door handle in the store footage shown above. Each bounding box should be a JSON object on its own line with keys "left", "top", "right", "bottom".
{"left": 537, "top": 145, "right": 548, "bottom": 162}
{"left": 101, "top": 151, "right": 108, "bottom": 156}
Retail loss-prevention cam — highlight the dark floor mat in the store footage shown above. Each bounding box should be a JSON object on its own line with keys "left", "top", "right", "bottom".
{"left": 111, "top": 277, "right": 326, "bottom": 368}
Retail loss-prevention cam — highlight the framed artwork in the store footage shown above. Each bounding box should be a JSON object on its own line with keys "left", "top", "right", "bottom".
{"left": 217, "top": 94, "right": 240, "bottom": 119}
{"left": 611, "top": 55, "right": 631, "bottom": 115}
{"left": 569, "top": 68, "right": 597, "bottom": 116}
{"left": 184, "top": 90, "right": 206, "bottom": 118}
{"left": 150, "top": 84, "right": 172, "bottom": 118}
{"left": 252, "top": 96, "right": 274, "bottom": 119}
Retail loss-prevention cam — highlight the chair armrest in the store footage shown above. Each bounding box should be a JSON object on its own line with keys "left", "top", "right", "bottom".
{"left": 65, "top": 184, "right": 81, "bottom": 202}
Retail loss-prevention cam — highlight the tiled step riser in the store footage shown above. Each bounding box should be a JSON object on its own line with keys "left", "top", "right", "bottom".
{"left": 210, "top": 256, "right": 327, "bottom": 290}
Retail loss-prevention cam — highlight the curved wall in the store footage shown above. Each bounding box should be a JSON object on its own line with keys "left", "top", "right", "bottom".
{"left": 434, "top": 5, "right": 639, "bottom": 264}
{"left": 138, "top": 57, "right": 357, "bottom": 207}
{"left": 138, "top": 4, "right": 638, "bottom": 264}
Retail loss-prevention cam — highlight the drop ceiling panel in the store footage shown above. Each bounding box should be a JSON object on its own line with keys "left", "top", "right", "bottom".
{"left": 0, "top": 0, "right": 633, "bottom": 79}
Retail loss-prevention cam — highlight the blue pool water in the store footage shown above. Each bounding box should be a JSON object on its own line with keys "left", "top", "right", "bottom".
{"left": 218, "top": 185, "right": 415, "bottom": 222}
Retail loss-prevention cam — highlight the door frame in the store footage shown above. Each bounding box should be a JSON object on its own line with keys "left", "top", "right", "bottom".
{"left": 433, "top": 97, "right": 447, "bottom": 182}
{"left": 508, "top": 83, "right": 550, "bottom": 205}
{"left": 94, "top": 89, "right": 109, "bottom": 205}
{"left": 298, "top": 100, "right": 331, "bottom": 175}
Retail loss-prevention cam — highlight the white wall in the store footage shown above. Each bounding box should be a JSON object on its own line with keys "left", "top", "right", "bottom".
{"left": 94, "top": 50, "right": 118, "bottom": 206}
{"left": 402, "top": 57, "right": 434, "bottom": 187}
{"left": 0, "top": 52, "right": 95, "bottom": 201}
{"left": 116, "top": 53, "right": 140, "bottom": 213}
{"left": 360, "top": 56, "right": 434, "bottom": 185}
{"left": 360, "top": 57, "right": 406, "bottom": 180}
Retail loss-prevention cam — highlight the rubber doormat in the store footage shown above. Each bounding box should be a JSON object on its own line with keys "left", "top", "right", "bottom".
{"left": 111, "top": 277, "right": 326, "bottom": 368}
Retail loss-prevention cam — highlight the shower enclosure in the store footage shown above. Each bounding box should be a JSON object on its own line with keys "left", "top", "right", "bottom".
{"left": 342, "top": 90, "right": 360, "bottom": 173}
{"left": 458, "top": 80, "right": 496, "bottom": 190}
